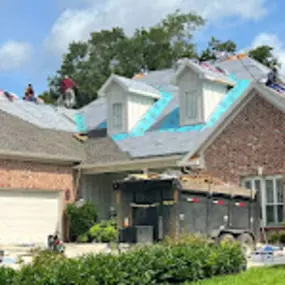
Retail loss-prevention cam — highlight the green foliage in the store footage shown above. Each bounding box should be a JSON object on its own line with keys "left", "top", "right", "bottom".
{"left": 66, "top": 201, "right": 98, "bottom": 242}
{"left": 249, "top": 45, "right": 281, "bottom": 69}
{"left": 0, "top": 268, "right": 17, "bottom": 285}
{"left": 199, "top": 36, "right": 237, "bottom": 61}
{"left": 89, "top": 219, "right": 118, "bottom": 243}
{"left": 77, "top": 233, "right": 90, "bottom": 243}
{"left": 268, "top": 231, "right": 285, "bottom": 244}
{"left": 0, "top": 240, "right": 245, "bottom": 284}
{"left": 45, "top": 10, "right": 205, "bottom": 107}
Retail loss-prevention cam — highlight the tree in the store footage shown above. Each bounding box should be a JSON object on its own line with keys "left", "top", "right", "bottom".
{"left": 249, "top": 45, "right": 280, "bottom": 69}
{"left": 199, "top": 36, "right": 237, "bottom": 61}
{"left": 45, "top": 10, "right": 205, "bottom": 107}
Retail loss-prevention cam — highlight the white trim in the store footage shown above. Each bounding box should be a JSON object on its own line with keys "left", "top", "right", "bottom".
{"left": 242, "top": 175, "right": 284, "bottom": 226}
{"left": 75, "top": 155, "right": 182, "bottom": 174}
{"left": 128, "top": 89, "right": 160, "bottom": 99}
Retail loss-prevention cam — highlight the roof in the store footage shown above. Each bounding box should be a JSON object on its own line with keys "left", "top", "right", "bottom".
{"left": 83, "top": 135, "right": 131, "bottom": 165}
{"left": 1, "top": 54, "right": 283, "bottom": 166}
{"left": 218, "top": 56, "right": 270, "bottom": 81}
{"left": 81, "top": 56, "right": 265, "bottom": 162}
{"left": 173, "top": 59, "right": 236, "bottom": 86}
{"left": 0, "top": 109, "right": 84, "bottom": 163}
{"left": 98, "top": 74, "right": 161, "bottom": 99}
{"left": 0, "top": 96, "right": 78, "bottom": 133}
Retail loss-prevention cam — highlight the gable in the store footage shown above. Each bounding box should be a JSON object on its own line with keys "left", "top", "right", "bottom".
{"left": 203, "top": 93, "right": 285, "bottom": 183}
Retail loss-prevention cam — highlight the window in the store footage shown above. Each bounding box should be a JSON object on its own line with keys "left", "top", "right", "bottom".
{"left": 243, "top": 176, "right": 284, "bottom": 226}
{"left": 112, "top": 103, "right": 123, "bottom": 130}
{"left": 185, "top": 90, "right": 200, "bottom": 121}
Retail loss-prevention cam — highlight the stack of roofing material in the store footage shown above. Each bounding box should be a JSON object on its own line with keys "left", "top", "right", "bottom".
{"left": 0, "top": 90, "right": 18, "bottom": 101}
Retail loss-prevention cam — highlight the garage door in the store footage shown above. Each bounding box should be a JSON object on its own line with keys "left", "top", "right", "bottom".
{"left": 0, "top": 190, "right": 62, "bottom": 245}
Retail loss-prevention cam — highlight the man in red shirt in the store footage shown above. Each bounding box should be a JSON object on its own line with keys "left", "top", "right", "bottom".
{"left": 61, "top": 76, "right": 77, "bottom": 108}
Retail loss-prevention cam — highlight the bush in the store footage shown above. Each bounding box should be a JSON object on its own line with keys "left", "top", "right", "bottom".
{"left": 67, "top": 201, "right": 98, "bottom": 242}
{"left": 77, "top": 233, "right": 90, "bottom": 243}
{"left": 0, "top": 239, "right": 246, "bottom": 284}
{"left": 89, "top": 219, "right": 118, "bottom": 243}
{"left": 268, "top": 231, "right": 285, "bottom": 245}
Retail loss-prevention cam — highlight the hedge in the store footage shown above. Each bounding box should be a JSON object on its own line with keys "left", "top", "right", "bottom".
{"left": 0, "top": 239, "right": 246, "bottom": 284}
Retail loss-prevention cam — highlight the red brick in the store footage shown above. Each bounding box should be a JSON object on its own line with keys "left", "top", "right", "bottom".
{"left": 204, "top": 94, "right": 285, "bottom": 184}
{"left": 0, "top": 160, "right": 75, "bottom": 204}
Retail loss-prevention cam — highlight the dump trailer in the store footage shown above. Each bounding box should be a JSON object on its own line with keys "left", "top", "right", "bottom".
{"left": 113, "top": 174, "right": 261, "bottom": 249}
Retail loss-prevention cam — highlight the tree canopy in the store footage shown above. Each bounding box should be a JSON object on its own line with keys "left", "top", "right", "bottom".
{"left": 41, "top": 10, "right": 205, "bottom": 107}
{"left": 249, "top": 45, "right": 280, "bottom": 69}
{"left": 41, "top": 11, "right": 281, "bottom": 108}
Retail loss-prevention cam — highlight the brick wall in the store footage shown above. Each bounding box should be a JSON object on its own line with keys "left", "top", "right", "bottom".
{"left": 204, "top": 94, "right": 285, "bottom": 184}
{"left": 0, "top": 160, "right": 75, "bottom": 203}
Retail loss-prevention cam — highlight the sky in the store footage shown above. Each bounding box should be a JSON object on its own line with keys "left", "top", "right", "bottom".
{"left": 0, "top": 0, "right": 284, "bottom": 97}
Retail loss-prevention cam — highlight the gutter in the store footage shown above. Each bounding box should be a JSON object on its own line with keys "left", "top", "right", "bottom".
{"left": 0, "top": 150, "right": 82, "bottom": 165}
{"left": 75, "top": 155, "right": 183, "bottom": 174}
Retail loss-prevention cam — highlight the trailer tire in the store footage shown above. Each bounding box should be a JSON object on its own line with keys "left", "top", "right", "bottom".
{"left": 237, "top": 233, "right": 254, "bottom": 257}
{"left": 218, "top": 233, "right": 235, "bottom": 244}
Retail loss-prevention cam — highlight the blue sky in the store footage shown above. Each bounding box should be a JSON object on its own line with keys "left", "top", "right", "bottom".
{"left": 0, "top": 0, "right": 283, "bottom": 98}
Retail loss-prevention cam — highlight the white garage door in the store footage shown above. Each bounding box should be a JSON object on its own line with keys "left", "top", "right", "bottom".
{"left": 0, "top": 190, "right": 62, "bottom": 245}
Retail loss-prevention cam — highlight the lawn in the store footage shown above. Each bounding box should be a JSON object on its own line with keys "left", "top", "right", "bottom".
{"left": 190, "top": 266, "right": 285, "bottom": 285}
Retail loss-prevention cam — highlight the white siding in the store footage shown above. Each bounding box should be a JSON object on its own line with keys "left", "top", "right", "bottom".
{"left": 106, "top": 81, "right": 127, "bottom": 135}
{"left": 177, "top": 66, "right": 204, "bottom": 126}
{"left": 127, "top": 94, "right": 154, "bottom": 131}
{"left": 203, "top": 81, "right": 227, "bottom": 121}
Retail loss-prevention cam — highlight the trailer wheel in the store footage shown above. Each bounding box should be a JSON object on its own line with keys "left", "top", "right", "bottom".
{"left": 237, "top": 233, "right": 254, "bottom": 257}
{"left": 218, "top": 233, "right": 235, "bottom": 244}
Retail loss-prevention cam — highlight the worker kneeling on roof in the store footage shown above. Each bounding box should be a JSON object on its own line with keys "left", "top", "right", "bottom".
{"left": 61, "top": 75, "right": 77, "bottom": 108}
{"left": 266, "top": 67, "right": 278, "bottom": 86}
{"left": 24, "top": 84, "right": 37, "bottom": 102}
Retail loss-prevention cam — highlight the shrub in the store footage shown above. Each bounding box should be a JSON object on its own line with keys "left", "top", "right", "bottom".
{"left": 0, "top": 239, "right": 246, "bottom": 284}
{"left": 89, "top": 219, "right": 118, "bottom": 243}
{"left": 67, "top": 201, "right": 98, "bottom": 242}
{"left": 77, "top": 233, "right": 90, "bottom": 243}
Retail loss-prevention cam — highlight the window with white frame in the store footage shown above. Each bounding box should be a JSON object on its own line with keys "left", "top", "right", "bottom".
{"left": 185, "top": 90, "right": 200, "bottom": 121}
{"left": 112, "top": 103, "right": 123, "bottom": 130}
{"left": 243, "top": 176, "right": 284, "bottom": 226}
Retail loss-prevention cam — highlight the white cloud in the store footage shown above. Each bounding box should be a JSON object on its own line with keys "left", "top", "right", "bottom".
{"left": 0, "top": 41, "right": 33, "bottom": 71}
{"left": 251, "top": 33, "right": 285, "bottom": 73}
{"left": 46, "top": 0, "right": 268, "bottom": 55}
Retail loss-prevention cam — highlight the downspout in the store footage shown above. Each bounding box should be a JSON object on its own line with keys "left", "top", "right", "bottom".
{"left": 74, "top": 168, "right": 82, "bottom": 201}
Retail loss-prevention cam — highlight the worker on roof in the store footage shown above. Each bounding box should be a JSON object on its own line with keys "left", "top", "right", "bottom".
{"left": 266, "top": 66, "right": 278, "bottom": 87}
{"left": 24, "top": 84, "right": 37, "bottom": 102}
{"left": 61, "top": 75, "right": 77, "bottom": 108}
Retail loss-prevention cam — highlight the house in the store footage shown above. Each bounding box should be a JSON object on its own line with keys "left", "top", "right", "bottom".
{"left": 0, "top": 53, "right": 280, "bottom": 244}
{"left": 78, "top": 54, "right": 274, "bottom": 222}
{"left": 178, "top": 82, "right": 285, "bottom": 231}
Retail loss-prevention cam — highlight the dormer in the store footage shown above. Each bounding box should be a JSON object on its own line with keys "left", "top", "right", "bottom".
{"left": 173, "top": 59, "right": 235, "bottom": 126}
{"left": 98, "top": 74, "right": 160, "bottom": 135}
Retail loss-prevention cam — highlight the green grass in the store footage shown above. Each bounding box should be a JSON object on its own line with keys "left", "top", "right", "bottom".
{"left": 189, "top": 266, "right": 285, "bottom": 285}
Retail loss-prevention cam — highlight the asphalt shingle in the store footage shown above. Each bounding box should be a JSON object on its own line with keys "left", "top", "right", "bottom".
{"left": 0, "top": 109, "right": 84, "bottom": 161}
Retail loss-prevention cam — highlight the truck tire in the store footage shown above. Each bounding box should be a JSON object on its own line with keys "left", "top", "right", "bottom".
{"left": 218, "top": 233, "right": 235, "bottom": 244}
{"left": 237, "top": 233, "right": 254, "bottom": 256}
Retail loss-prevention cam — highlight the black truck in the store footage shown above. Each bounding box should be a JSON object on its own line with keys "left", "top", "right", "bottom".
{"left": 113, "top": 176, "right": 261, "bottom": 250}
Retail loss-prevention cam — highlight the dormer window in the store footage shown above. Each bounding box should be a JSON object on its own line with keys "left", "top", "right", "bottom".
{"left": 112, "top": 103, "right": 123, "bottom": 131}
{"left": 185, "top": 90, "right": 200, "bottom": 121}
